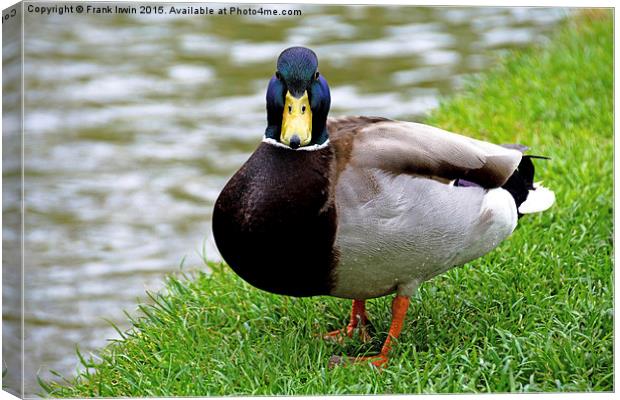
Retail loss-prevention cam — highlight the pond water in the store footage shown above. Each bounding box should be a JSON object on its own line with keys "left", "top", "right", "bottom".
{"left": 2, "top": 3, "right": 567, "bottom": 395}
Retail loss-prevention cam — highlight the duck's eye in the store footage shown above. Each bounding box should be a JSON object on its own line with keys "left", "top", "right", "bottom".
{"left": 288, "top": 105, "right": 292, "bottom": 113}
{"left": 275, "top": 71, "right": 282, "bottom": 80}
{"left": 301, "top": 105, "right": 306, "bottom": 114}
{"left": 314, "top": 71, "right": 320, "bottom": 80}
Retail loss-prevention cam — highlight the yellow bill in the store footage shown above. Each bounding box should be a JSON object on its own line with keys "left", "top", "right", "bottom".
{"left": 281, "top": 90, "right": 312, "bottom": 148}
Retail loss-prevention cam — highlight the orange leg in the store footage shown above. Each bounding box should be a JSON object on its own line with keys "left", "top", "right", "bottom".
{"left": 329, "top": 295, "right": 410, "bottom": 368}
{"left": 324, "top": 299, "right": 371, "bottom": 342}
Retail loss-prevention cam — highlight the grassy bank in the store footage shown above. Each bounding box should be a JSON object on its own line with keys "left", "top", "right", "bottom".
{"left": 43, "top": 13, "right": 613, "bottom": 396}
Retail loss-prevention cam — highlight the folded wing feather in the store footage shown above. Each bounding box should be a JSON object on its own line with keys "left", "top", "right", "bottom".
{"left": 338, "top": 119, "right": 522, "bottom": 188}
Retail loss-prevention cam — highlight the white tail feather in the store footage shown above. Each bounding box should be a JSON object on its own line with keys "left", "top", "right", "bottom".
{"left": 518, "top": 182, "right": 555, "bottom": 214}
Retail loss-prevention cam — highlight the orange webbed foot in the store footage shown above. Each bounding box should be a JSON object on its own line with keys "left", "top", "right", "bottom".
{"left": 323, "top": 324, "right": 372, "bottom": 343}
{"left": 323, "top": 327, "right": 352, "bottom": 343}
{"left": 326, "top": 295, "right": 410, "bottom": 370}
{"left": 323, "top": 299, "right": 372, "bottom": 343}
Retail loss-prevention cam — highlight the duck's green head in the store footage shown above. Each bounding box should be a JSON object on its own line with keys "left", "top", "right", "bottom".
{"left": 265, "top": 47, "right": 331, "bottom": 149}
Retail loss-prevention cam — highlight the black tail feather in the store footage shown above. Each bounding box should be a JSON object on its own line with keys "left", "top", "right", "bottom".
{"left": 501, "top": 155, "right": 549, "bottom": 217}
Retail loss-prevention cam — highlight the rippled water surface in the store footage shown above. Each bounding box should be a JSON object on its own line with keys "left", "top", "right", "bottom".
{"left": 2, "top": 3, "right": 567, "bottom": 395}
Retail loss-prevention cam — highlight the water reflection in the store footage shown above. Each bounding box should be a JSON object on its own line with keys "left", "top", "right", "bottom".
{"left": 5, "top": 4, "right": 567, "bottom": 395}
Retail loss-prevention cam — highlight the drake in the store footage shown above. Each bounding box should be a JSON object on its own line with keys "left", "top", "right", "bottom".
{"left": 212, "top": 46, "right": 555, "bottom": 367}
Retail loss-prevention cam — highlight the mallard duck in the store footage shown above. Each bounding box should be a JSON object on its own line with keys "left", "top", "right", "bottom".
{"left": 212, "top": 46, "right": 555, "bottom": 367}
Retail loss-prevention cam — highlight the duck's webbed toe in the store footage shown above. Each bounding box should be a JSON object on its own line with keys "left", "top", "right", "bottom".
{"left": 323, "top": 299, "right": 372, "bottom": 343}
{"left": 327, "top": 295, "right": 410, "bottom": 369}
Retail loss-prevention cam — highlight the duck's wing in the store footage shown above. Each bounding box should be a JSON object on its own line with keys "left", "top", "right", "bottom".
{"left": 328, "top": 116, "right": 522, "bottom": 188}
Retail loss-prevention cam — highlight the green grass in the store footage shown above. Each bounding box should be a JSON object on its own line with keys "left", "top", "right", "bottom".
{"left": 42, "top": 13, "right": 613, "bottom": 396}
